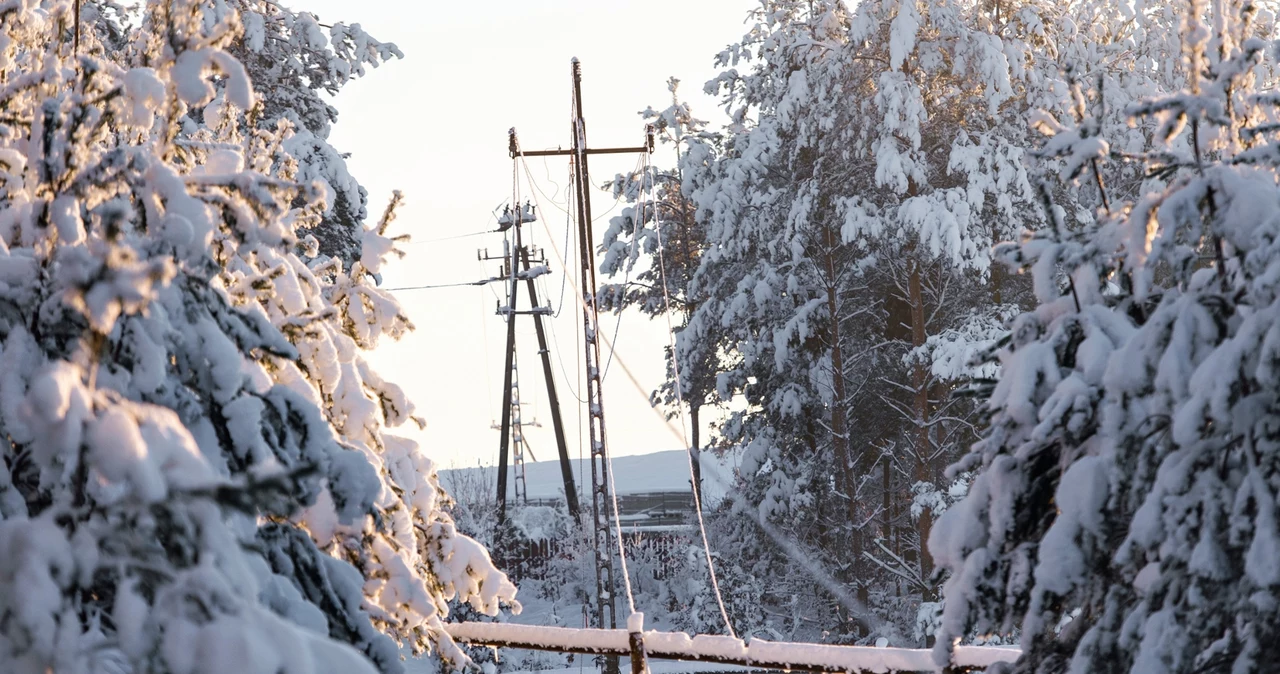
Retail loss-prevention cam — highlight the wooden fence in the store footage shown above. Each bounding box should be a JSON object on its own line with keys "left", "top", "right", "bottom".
{"left": 445, "top": 620, "right": 1019, "bottom": 674}
{"left": 492, "top": 528, "right": 691, "bottom": 584}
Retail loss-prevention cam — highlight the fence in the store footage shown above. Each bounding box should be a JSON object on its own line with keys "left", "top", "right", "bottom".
{"left": 492, "top": 527, "right": 692, "bottom": 584}
{"left": 445, "top": 620, "right": 1019, "bottom": 674}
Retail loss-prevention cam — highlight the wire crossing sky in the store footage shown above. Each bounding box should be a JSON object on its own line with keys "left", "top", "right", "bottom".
{"left": 294, "top": 0, "right": 752, "bottom": 469}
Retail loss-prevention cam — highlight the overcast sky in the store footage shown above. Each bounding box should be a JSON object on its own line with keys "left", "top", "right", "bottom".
{"left": 292, "top": 1, "right": 755, "bottom": 470}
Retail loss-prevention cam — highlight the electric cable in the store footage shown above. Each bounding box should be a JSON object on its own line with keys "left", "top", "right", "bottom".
{"left": 384, "top": 279, "right": 493, "bottom": 292}
{"left": 402, "top": 229, "right": 495, "bottom": 245}
{"left": 517, "top": 137, "right": 635, "bottom": 617}
{"left": 599, "top": 153, "right": 648, "bottom": 383}
{"left": 478, "top": 266, "right": 496, "bottom": 426}
{"left": 524, "top": 155, "right": 585, "bottom": 402}
{"left": 649, "top": 147, "right": 736, "bottom": 638}
{"left": 543, "top": 304, "right": 587, "bottom": 404}
{"left": 518, "top": 143, "right": 880, "bottom": 636}
{"left": 553, "top": 168, "right": 573, "bottom": 318}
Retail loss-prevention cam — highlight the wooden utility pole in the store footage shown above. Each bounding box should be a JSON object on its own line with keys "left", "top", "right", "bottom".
{"left": 522, "top": 244, "right": 576, "bottom": 518}
{"left": 509, "top": 58, "right": 653, "bottom": 674}
{"left": 485, "top": 195, "right": 581, "bottom": 525}
{"left": 494, "top": 215, "right": 521, "bottom": 522}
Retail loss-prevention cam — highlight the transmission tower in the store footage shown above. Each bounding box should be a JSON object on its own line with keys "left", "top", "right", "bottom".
{"left": 508, "top": 59, "right": 654, "bottom": 674}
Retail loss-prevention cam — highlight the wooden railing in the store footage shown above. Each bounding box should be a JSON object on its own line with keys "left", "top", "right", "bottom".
{"left": 445, "top": 620, "right": 1019, "bottom": 674}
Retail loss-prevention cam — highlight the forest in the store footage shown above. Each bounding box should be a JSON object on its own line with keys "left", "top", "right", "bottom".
{"left": 1, "top": 0, "right": 1280, "bottom": 673}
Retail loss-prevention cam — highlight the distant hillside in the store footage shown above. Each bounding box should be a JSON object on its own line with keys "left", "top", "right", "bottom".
{"left": 438, "top": 449, "right": 741, "bottom": 505}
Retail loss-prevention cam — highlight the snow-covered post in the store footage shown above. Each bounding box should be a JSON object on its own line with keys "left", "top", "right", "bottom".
{"left": 628, "top": 612, "right": 649, "bottom": 674}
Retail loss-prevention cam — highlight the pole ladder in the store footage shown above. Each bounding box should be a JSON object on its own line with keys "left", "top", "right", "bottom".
{"left": 566, "top": 59, "right": 621, "bottom": 674}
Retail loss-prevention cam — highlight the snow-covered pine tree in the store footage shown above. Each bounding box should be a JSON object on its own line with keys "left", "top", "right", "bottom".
{"left": 223, "top": 0, "right": 402, "bottom": 270}
{"left": 598, "top": 78, "right": 718, "bottom": 497}
{"left": 678, "top": 2, "right": 869, "bottom": 637}
{"left": 1015, "top": 0, "right": 1185, "bottom": 224}
{"left": 0, "top": 2, "right": 512, "bottom": 673}
{"left": 600, "top": 79, "right": 707, "bottom": 318}
{"left": 931, "top": 2, "right": 1280, "bottom": 672}
{"left": 672, "top": 0, "right": 1050, "bottom": 639}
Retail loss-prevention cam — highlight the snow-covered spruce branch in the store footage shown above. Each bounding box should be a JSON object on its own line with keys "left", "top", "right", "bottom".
{"left": 0, "top": 3, "right": 511, "bottom": 674}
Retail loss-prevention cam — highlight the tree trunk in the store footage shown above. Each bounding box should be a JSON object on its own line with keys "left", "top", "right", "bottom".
{"left": 823, "top": 242, "right": 855, "bottom": 521}
{"left": 689, "top": 404, "right": 704, "bottom": 504}
{"left": 992, "top": 254, "right": 1004, "bottom": 305}
{"left": 908, "top": 258, "right": 935, "bottom": 601}
{"left": 822, "top": 226, "right": 864, "bottom": 611}
{"left": 883, "top": 452, "right": 894, "bottom": 555}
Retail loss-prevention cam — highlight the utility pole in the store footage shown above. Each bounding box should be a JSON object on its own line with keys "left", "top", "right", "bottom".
{"left": 509, "top": 58, "right": 654, "bottom": 674}
{"left": 482, "top": 196, "right": 581, "bottom": 525}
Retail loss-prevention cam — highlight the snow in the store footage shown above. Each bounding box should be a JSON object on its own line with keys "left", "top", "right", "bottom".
{"left": 446, "top": 622, "right": 630, "bottom": 653}
{"left": 469, "top": 664, "right": 754, "bottom": 674}
{"left": 627, "top": 612, "right": 646, "bottom": 633}
{"left": 9, "top": 0, "right": 1279, "bottom": 671}
{"left": 171, "top": 48, "right": 255, "bottom": 109}
{"left": 929, "top": 5, "right": 1280, "bottom": 672}
{"left": 442, "top": 622, "right": 1019, "bottom": 672}
{"left": 0, "top": 3, "right": 503, "bottom": 672}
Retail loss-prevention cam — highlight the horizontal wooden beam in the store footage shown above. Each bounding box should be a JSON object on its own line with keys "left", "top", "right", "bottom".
{"left": 443, "top": 622, "right": 1018, "bottom": 674}
{"left": 516, "top": 146, "right": 650, "bottom": 158}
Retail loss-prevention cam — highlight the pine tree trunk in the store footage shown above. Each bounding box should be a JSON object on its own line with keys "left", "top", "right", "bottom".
{"left": 685, "top": 290, "right": 704, "bottom": 505}
{"left": 883, "top": 453, "right": 893, "bottom": 554}
{"left": 822, "top": 226, "right": 864, "bottom": 611}
{"left": 822, "top": 233, "right": 855, "bottom": 527}
{"left": 690, "top": 404, "right": 704, "bottom": 503}
{"left": 992, "top": 254, "right": 1004, "bottom": 305}
{"left": 908, "top": 258, "right": 936, "bottom": 601}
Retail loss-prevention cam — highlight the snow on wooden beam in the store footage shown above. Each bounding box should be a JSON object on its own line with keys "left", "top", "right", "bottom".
{"left": 447, "top": 622, "right": 631, "bottom": 655}
{"left": 443, "top": 622, "right": 1019, "bottom": 673}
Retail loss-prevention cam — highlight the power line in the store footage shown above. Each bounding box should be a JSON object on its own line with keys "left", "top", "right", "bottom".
{"left": 511, "top": 84, "right": 675, "bottom": 649}
{"left": 383, "top": 279, "right": 493, "bottom": 292}
{"left": 517, "top": 142, "right": 637, "bottom": 624}
{"left": 599, "top": 153, "right": 648, "bottom": 383}
{"left": 404, "top": 201, "right": 508, "bottom": 246}
{"left": 526, "top": 160, "right": 575, "bottom": 319}
{"left": 648, "top": 147, "right": 736, "bottom": 639}
{"left": 543, "top": 301, "right": 587, "bottom": 403}
{"left": 530, "top": 140, "right": 737, "bottom": 637}
{"left": 478, "top": 269, "right": 496, "bottom": 425}
{"left": 521, "top": 141, "right": 879, "bottom": 637}
{"left": 402, "top": 228, "right": 496, "bottom": 245}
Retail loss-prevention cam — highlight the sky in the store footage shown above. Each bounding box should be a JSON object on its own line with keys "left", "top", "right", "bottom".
{"left": 292, "top": 1, "right": 756, "bottom": 470}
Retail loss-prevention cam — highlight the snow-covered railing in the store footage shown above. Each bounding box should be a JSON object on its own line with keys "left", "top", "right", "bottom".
{"left": 444, "top": 621, "right": 1019, "bottom": 673}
